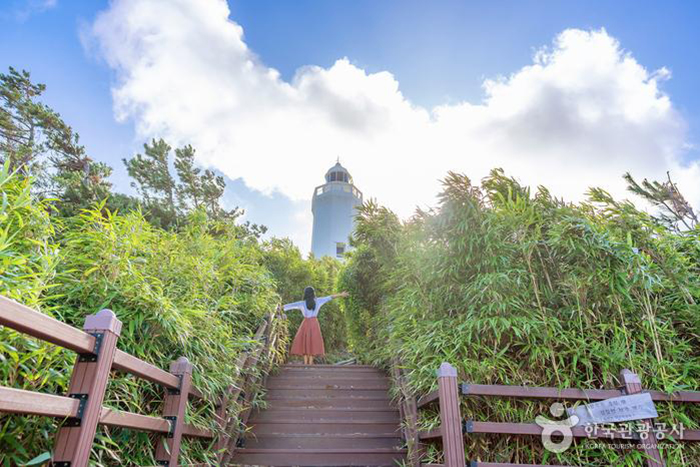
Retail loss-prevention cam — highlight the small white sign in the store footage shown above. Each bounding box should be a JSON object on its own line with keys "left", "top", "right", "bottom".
{"left": 567, "top": 393, "right": 658, "bottom": 426}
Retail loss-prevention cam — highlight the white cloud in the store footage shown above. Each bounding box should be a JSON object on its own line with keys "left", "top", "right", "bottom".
{"left": 9, "top": 0, "right": 57, "bottom": 20}
{"left": 0, "top": 0, "right": 58, "bottom": 23}
{"left": 88, "top": 0, "right": 698, "bottom": 247}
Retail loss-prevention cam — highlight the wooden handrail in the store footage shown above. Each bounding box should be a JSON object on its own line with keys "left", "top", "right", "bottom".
{"left": 417, "top": 427, "right": 442, "bottom": 440}
{"left": 0, "top": 295, "right": 284, "bottom": 464}
{"left": 416, "top": 389, "right": 439, "bottom": 408}
{"left": 111, "top": 350, "right": 205, "bottom": 399}
{"left": 0, "top": 296, "right": 94, "bottom": 353}
{"left": 218, "top": 309, "right": 287, "bottom": 465}
{"left": 461, "top": 420, "right": 700, "bottom": 441}
{"left": 99, "top": 408, "right": 170, "bottom": 433}
{"left": 461, "top": 383, "right": 700, "bottom": 403}
{"left": 1, "top": 297, "right": 207, "bottom": 399}
{"left": 411, "top": 365, "right": 700, "bottom": 467}
{"left": 100, "top": 408, "right": 214, "bottom": 439}
{"left": 0, "top": 387, "right": 216, "bottom": 439}
{"left": 470, "top": 463, "right": 569, "bottom": 467}
{"left": 0, "top": 386, "right": 80, "bottom": 418}
{"left": 181, "top": 423, "right": 216, "bottom": 439}
{"left": 112, "top": 350, "right": 181, "bottom": 388}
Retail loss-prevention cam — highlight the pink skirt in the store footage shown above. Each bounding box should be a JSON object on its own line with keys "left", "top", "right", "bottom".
{"left": 290, "top": 317, "right": 325, "bottom": 356}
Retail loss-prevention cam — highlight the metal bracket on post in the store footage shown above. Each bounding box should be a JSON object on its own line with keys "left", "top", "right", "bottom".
{"left": 78, "top": 332, "right": 104, "bottom": 362}
{"left": 462, "top": 419, "right": 473, "bottom": 434}
{"left": 164, "top": 416, "right": 177, "bottom": 438}
{"left": 61, "top": 393, "right": 89, "bottom": 428}
{"left": 167, "top": 374, "right": 183, "bottom": 396}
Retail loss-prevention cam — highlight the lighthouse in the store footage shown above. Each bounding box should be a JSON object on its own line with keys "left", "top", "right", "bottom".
{"left": 311, "top": 161, "right": 363, "bottom": 258}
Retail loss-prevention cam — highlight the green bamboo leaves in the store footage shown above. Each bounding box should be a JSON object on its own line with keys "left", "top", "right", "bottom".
{"left": 0, "top": 168, "right": 282, "bottom": 466}
{"left": 341, "top": 169, "right": 700, "bottom": 465}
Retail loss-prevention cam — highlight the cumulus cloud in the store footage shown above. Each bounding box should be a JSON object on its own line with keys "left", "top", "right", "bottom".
{"left": 87, "top": 0, "right": 698, "bottom": 245}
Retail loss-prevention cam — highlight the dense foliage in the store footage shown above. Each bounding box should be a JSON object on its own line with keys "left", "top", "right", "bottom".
{"left": 6, "top": 63, "right": 700, "bottom": 466}
{"left": 261, "top": 238, "right": 346, "bottom": 357}
{"left": 0, "top": 68, "right": 338, "bottom": 465}
{"left": 0, "top": 164, "right": 281, "bottom": 465}
{"left": 340, "top": 169, "right": 700, "bottom": 465}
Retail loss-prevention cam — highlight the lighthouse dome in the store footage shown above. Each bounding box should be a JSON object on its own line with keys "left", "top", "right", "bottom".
{"left": 325, "top": 162, "right": 352, "bottom": 184}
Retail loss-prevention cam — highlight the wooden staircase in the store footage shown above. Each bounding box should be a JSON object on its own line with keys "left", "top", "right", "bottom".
{"left": 233, "top": 363, "right": 407, "bottom": 466}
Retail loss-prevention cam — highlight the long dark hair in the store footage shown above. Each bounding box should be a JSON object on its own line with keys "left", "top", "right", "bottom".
{"left": 303, "top": 286, "right": 316, "bottom": 310}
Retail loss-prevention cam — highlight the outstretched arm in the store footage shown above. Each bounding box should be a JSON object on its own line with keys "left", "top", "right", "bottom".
{"left": 282, "top": 301, "right": 305, "bottom": 312}
{"left": 316, "top": 292, "right": 350, "bottom": 309}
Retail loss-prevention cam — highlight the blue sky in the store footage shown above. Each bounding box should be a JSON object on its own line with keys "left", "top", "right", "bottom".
{"left": 2, "top": 0, "right": 699, "bottom": 251}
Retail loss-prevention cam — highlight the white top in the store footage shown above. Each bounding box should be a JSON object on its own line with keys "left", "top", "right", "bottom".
{"left": 283, "top": 296, "right": 333, "bottom": 318}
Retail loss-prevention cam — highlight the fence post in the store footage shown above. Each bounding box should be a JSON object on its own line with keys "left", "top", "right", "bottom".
{"left": 52, "top": 309, "right": 122, "bottom": 467}
{"left": 620, "top": 369, "right": 665, "bottom": 467}
{"left": 155, "top": 357, "right": 193, "bottom": 467}
{"left": 214, "top": 392, "right": 231, "bottom": 461}
{"left": 392, "top": 360, "right": 422, "bottom": 467}
{"left": 437, "top": 362, "right": 465, "bottom": 467}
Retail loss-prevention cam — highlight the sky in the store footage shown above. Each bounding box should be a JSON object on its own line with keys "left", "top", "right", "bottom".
{"left": 2, "top": 0, "right": 700, "bottom": 252}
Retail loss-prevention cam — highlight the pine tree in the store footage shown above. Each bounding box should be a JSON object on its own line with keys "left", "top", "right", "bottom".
{"left": 624, "top": 171, "right": 697, "bottom": 231}
{"left": 1, "top": 67, "right": 115, "bottom": 214}
{"left": 123, "top": 139, "right": 178, "bottom": 228}
{"left": 124, "top": 139, "right": 243, "bottom": 228}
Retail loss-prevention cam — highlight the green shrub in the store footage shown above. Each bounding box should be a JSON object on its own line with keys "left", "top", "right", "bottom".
{"left": 262, "top": 238, "right": 346, "bottom": 356}
{"left": 0, "top": 162, "right": 70, "bottom": 466}
{"left": 342, "top": 169, "right": 700, "bottom": 465}
{"left": 0, "top": 169, "right": 281, "bottom": 465}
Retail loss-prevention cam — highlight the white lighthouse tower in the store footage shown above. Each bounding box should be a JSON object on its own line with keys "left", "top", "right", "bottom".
{"left": 311, "top": 161, "right": 363, "bottom": 258}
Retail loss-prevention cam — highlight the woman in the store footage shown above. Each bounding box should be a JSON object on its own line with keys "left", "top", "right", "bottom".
{"left": 283, "top": 287, "right": 349, "bottom": 365}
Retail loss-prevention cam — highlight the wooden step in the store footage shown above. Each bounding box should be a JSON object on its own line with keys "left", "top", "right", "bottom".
{"left": 275, "top": 370, "right": 387, "bottom": 379}
{"left": 233, "top": 448, "right": 407, "bottom": 466}
{"left": 278, "top": 367, "right": 386, "bottom": 375}
{"left": 266, "top": 379, "right": 390, "bottom": 390}
{"left": 233, "top": 363, "right": 405, "bottom": 465}
{"left": 267, "top": 388, "right": 389, "bottom": 398}
{"left": 242, "top": 433, "right": 404, "bottom": 449}
{"left": 265, "top": 397, "right": 397, "bottom": 410}
{"left": 249, "top": 408, "right": 401, "bottom": 423}
{"left": 279, "top": 365, "right": 385, "bottom": 371}
{"left": 282, "top": 364, "right": 378, "bottom": 369}
{"left": 250, "top": 421, "right": 402, "bottom": 435}
{"left": 270, "top": 374, "right": 390, "bottom": 382}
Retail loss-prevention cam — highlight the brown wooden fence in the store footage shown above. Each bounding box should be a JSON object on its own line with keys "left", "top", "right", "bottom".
{"left": 397, "top": 362, "right": 700, "bottom": 467}
{"left": 0, "top": 295, "right": 286, "bottom": 467}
